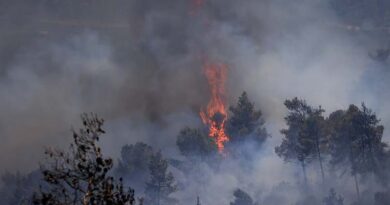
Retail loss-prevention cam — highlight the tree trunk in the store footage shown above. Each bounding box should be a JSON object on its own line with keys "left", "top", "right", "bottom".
{"left": 353, "top": 174, "right": 360, "bottom": 199}
{"left": 301, "top": 161, "right": 308, "bottom": 186}
{"left": 316, "top": 138, "right": 325, "bottom": 184}
{"left": 157, "top": 182, "right": 161, "bottom": 205}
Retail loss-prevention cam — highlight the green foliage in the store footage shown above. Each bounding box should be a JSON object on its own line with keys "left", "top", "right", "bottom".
{"left": 227, "top": 92, "right": 268, "bottom": 146}
{"left": 275, "top": 97, "right": 327, "bottom": 183}
{"left": 32, "top": 113, "right": 136, "bottom": 205}
{"left": 176, "top": 127, "right": 217, "bottom": 160}
{"left": 145, "top": 151, "right": 177, "bottom": 205}
{"left": 116, "top": 142, "right": 154, "bottom": 190}
{"left": 328, "top": 104, "right": 388, "bottom": 182}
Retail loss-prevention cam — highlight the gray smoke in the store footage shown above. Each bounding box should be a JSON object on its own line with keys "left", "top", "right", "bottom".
{"left": 0, "top": 0, "right": 389, "bottom": 203}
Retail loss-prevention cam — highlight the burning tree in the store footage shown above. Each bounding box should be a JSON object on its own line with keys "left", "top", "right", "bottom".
{"left": 32, "top": 113, "right": 137, "bottom": 205}
{"left": 199, "top": 62, "right": 230, "bottom": 154}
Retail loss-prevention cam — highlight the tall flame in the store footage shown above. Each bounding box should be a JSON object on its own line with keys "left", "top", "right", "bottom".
{"left": 200, "top": 62, "right": 229, "bottom": 153}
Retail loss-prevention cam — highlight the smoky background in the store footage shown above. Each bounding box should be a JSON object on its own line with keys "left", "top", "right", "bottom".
{"left": 0, "top": 0, "right": 390, "bottom": 204}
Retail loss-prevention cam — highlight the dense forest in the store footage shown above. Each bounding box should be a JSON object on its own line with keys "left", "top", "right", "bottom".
{"left": 1, "top": 0, "right": 390, "bottom": 205}
{"left": 2, "top": 93, "right": 390, "bottom": 204}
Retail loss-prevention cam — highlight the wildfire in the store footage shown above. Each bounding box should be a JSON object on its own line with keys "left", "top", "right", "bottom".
{"left": 200, "top": 62, "right": 229, "bottom": 153}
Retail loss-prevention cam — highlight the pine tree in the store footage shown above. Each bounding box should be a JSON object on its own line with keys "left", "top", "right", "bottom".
{"left": 176, "top": 127, "right": 217, "bottom": 161}
{"left": 226, "top": 92, "right": 268, "bottom": 146}
{"left": 301, "top": 104, "right": 327, "bottom": 183}
{"left": 145, "top": 151, "right": 177, "bottom": 205}
{"left": 328, "top": 104, "right": 389, "bottom": 198}
{"left": 116, "top": 142, "right": 154, "bottom": 191}
{"left": 275, "top": 98, "right": 327, "bottom": 185}
{"left": 32, "top": 113, "right": 136, "bottom": 205}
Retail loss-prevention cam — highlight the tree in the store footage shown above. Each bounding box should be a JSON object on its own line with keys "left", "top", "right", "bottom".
{"left": 176, "top": 127, "right": 217, "bottom": 161}
{"left": 374, "top": 190, "right": 390, "bottom": 205}
{"left": 0, "top": 171, "right": 41, "bottom": 205}
{"left": 145, "top": 151, "right": 177, "bottom": 205}
{"left": 275, "top": 98, "right": 327, "bottom": 185}
{"left": 116, "top": 142, "right": 154, "bottom": 191}
{"left": 196, "top": 196, "right": 201, "bottom": 205}
{"left": 301, "top": 104, "right": 327, "bottom": 183}
{"left": 328, "top": 104, "right": 389, "bottom": 199}
{"left": 323, "top": 189, "right": 344, "bottom": 205}
{"left": 226, "top": 92, "right": 268, "bottom": 146}
{"left": 230, "top": 189, "right": 254, "bottom": 205}
{"left": 32, "top": 113, "right": 136, "bottom": 205}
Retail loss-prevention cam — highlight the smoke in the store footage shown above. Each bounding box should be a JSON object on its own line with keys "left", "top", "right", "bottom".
{"left": 1, "top": 0, "right": 390, "bottom": 204}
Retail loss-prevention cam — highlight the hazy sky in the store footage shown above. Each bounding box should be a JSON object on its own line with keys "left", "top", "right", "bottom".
{"left": 0, "top": 0, "right": 389, "bottom": 176}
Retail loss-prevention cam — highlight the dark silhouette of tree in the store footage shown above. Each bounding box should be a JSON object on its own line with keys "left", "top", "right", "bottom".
{"left": 275, "top": 98, "right": 327, "bottom": 185}
{"left": 300, "top": 103, "right": 327, "bottom": 183}
{"left": 230, "top": 189, "right": 255, "bottom": 205}
{"left": 328, "top": 104, "right": 389, "bottom": 199}
{"left": 32, "top": 113, "right": 136, "bottom": 205}
{"left": 176, "top": 127, "right": 217, "bottom": 161}
{"left": 196, "top": 196, "right": 201, "bottom": 205}
{"left": 323, "top": 189, "right": 344, "bottom": 205}
{"left": 0, "top": 171, "right": 41, "bottom": 205}
{"left": 369, "top": 48, "right": 390, "bottom": 62}
{"left": 374, "top": 190, "right": 390, "bottom": 205}
{"left": 145, "top": 151, "right": 177, "bottom": 205}
{"left": 116, "top": 142, "right": 154, "bottom": 191}
{"left": 226, "top": 92, "right": 268, "bottom": 146}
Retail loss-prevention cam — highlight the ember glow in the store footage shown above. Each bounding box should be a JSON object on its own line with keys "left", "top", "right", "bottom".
{"left": 200, "top": 63, "right": 229, "bottom": 153}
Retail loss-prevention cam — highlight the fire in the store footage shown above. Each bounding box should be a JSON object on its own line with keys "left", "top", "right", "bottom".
{"left": 200, "top": 62, "right": 229, "bottom": 153}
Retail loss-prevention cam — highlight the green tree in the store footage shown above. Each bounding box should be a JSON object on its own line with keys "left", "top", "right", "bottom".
{"left": 301, "top": 104, "right": 327, "bottom": 183}
{"left": 32, "top": 114, "right": 136, "bottom": 205}
{"left": 328, "top": 104, "right": 389, "bottom": 199}
{"left": 275, "top": 98, "right": 327, "bottom": 185}
{"left": 145, "top": 151, "right": 177, "bottom": 205}
{"left": 116, "top": 142, "right": 154, "bottom": 191}
{"left": 226, "top": 92, "right": 268, "bottom": 146}
{"left": 176, "top": 127, "right": 217, "bottom": 161}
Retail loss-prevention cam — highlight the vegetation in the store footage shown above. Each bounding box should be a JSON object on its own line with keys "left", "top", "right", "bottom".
{"left": 176, "top": 127, "right": 217, "bottom": 161}
{"left": 275, "top": 98, "right": 327, "bottom": 184}
{"left": 0, "top": 94, "right": 389, "bottom": 205}
{"left": 145, "top": 151, "right": 177, "bottom": 205}
{"left": 230, "top": 189, "right": 255, "bottom": 205}
{"left": 32, "top": 114, "right": 138, "bottom": 205}
{"left": 226, "top": 92, "right": 268, "bottom": 146}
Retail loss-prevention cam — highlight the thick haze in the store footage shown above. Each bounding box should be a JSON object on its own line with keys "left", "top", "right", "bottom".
{"left": 0, "top": 0, "right": 389, "bottom": 189}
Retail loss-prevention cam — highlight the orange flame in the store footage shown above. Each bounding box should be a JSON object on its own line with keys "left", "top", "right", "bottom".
{"left": 200, "top": 62, "right": 229, "bottom": 153}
